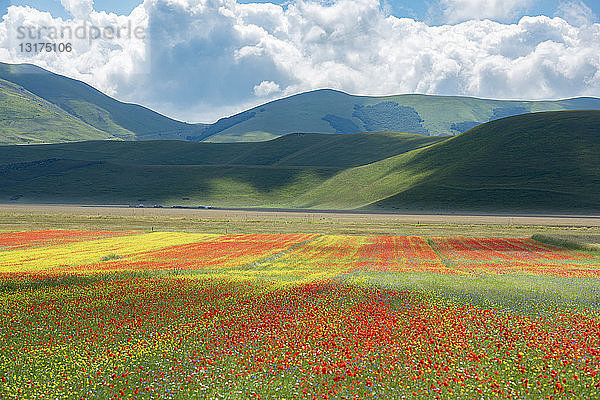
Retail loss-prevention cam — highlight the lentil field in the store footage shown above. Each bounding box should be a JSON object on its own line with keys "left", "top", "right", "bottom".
{"left": 2, "top": 230, "right": 600, "bottom": 399}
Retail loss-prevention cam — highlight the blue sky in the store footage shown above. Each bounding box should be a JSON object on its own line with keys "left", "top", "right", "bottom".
{"left": 3, "top": 1, "right": 139, "bottom": 17}
{"left": 246, "top": 0, "right": 600, "bottom": 23}
{"left": 4, "top": 1, "right": 599, "bottom": 23}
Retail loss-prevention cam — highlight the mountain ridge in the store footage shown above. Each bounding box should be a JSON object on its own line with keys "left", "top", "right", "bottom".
{"left": 0, "top": 62, "right": 206, "bottom": 142}
{"left": 0, "top": 77, "right": 120, "bottom": 144}
{"left": 196, "top": 88, "right": 600, "bottom": 142}
{"left": 0, "top": 61, "right": 599, "bottom": 145}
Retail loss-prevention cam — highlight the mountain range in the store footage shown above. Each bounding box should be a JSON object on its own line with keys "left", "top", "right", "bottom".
{"left": 0, "top": 62, "right": 205, "bottom": 144}
{"left": 193, "top": 90, "right": 600, "bottom": 143}
{"left": 1, "top": 62, "right": 599, "bottom": 144}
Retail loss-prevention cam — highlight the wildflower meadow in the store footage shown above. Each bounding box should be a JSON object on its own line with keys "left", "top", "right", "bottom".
{"left": 1, "top": 230, "right": 600, "bottom": 399}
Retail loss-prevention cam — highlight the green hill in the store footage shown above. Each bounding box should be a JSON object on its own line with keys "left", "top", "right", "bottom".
{"left": 0, "top": 132, "right": 445, "bottom": 168}
{"left": 197, "top": 89, "right": 600, "bottom": 142}
{"left": 1, "top": 111, "right": 597, "bottom": 212}
{"left": 295, "top": 111, "right": 600, "bottom": 212}
{"left": 1, "top": 62, "right": 598, "bottom": 145}
{"left": 0, "top": 78, "right": 119, "bottom": 144}
{"left": 0, "top": 132, "right": 444, "bottom": 206}
{"left": 0, "top": 62, "right": 205, "bottom": 141}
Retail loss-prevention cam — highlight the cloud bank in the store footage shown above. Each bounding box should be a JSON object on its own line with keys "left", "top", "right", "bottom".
{"left": 0, "top": 0, "right": 598, "bottom": 122}
{"left": 60, "top": 0, "right": 94, "bottom": 19}
{"left": 556, "top": 0, "right": 598, "bottom": 26}
{"left": 438, "top": 0, "right": 534, "bottom": 24}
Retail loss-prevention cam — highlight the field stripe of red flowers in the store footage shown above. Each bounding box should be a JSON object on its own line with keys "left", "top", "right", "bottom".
{"left": 0, "top": 230, "right": 142, "bottom": 251}
{"left": 1, "top": 230, "right": 600, "bottom": 399}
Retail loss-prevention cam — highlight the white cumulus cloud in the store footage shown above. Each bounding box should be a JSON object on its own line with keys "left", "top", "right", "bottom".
{"left": 0, "top": 0, "right": 598, "bottom": 123}
{"left": 253, "top": 80, "right": 280, "bottom": 97}
{"left": 60, "top": 0, "right": 94, "bottom": 19}
{"left": 556, "top": 1, "right": 597, "bottom": 26}
{"left": 438, "top": 0, "right": 534, "bottom": 23}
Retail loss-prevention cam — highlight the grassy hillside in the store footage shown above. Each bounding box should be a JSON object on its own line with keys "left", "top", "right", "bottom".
{"left": 295, "top": 111, "right": 600, "bottom": 212}
{"left": 199, "top": 89, "right": 600, "bottom": 142}
{"left": 0, "top": 132, "right": 446, "bottom": 168}
{"left": 2, "top": 62, "right": 598, "bottom": 145}
{"left": 1, "top": 111, "right": 596, "bottom": 212}
{"left": 0, "top": 132, "right": 444, "bottom": 206}
{"left": 0, "top": 62, "right": 205, "bottom": 141}
{"left": 0, "top": 78, "right": 119, "bottom": 144}
{"left": 2, "top": 112, "right": 597, "bottom": 212}
{"left": 0, "top": 160, "right": 334, "bottom": 207}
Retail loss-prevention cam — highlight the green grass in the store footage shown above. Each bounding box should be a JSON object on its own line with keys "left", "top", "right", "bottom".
{"left": 0, "top": 111, "right": 598, "bottom": 212}
{"left": 296, "top": 110, "right": 600, "bottom": 212}
{"left": 0, "top": 161, "right": 335, "bottom": 207}
{"left": 532, "top": 233, "right": 600, "bottom": 253}
{"left": 1, "top": 211, "right": 598, "bottom": 237}
{"left": 343, "top": 271, "right": 600, "bottom": 313}
{"left": 204, "top": 131, "right": 282, "bottom": 143}
{"left": 0, "top": 132, "right": 446, "bottom": 168}
{"left": 0, "top": 62, "right": 205, "bottom": 141}
{"left": 0, "top": 79, "right": 118, "bottom": 144}
{"left": 0, "top": 132, "right": 446, "bottom": 206}
{"left": 203, "top": 89, "right": 600, "bottom": 141}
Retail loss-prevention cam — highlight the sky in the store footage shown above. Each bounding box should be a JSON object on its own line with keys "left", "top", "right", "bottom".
{"left": 0, "top": 0, "right": 598, "bottom": 123}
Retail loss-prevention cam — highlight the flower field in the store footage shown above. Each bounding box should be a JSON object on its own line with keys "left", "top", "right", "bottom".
{"left": 0, "top": 230, "right": 141, "bottom": 251}
{"left": 1, "top": 230, "right": 600, "bottom": 399}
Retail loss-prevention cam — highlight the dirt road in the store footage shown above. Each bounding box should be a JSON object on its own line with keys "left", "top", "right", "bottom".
{"left": 1, "top": 204, "right": 599, "bottom": 227}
